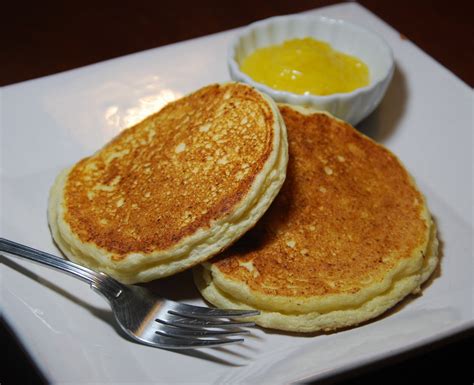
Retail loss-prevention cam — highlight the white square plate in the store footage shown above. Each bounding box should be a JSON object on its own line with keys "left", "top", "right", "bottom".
{"left": 1, "top": 3, "right": 472, "bottom": 384}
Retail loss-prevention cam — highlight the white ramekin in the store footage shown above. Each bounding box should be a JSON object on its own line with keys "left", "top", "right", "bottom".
{"left": 228, "top": 14, "right": 394, "bottom": 126}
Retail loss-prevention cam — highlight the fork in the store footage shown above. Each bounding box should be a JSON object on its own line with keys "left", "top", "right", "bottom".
{"left": 0, "top": 238, "right": 259, "bottom": 349}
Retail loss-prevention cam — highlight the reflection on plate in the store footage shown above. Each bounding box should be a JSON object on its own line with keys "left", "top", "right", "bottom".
{"left": 1, "top": 3, "right": 472, "bottom": 384}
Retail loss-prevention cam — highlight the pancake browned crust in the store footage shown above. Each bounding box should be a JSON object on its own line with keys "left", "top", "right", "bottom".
{"left": 48, "top": 83, "right": 288, "bottom": 283}
{"left": 195, "top": 105, "right": 438, "bottom": 332}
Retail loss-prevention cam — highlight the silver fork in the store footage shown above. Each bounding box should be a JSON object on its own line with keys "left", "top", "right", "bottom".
{"left": 0, "top": 238, "right": 259, "bottom": 349}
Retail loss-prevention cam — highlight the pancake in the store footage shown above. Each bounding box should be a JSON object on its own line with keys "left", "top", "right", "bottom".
{"left": 48, "top": 83, "right": 288, "bottom": 283}
{"left": 194, "top": 105, "right": 439, "bottom": 332}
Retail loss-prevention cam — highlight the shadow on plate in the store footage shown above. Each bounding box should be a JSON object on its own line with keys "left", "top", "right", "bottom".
{"left": 0, "top": 254, "right": 118, "bottom": 330}
{"left": 142, "top": 269, "right": 201, "bottom": 302}
{"left": 357, "top": 63, "right": 407, "bottom": 142}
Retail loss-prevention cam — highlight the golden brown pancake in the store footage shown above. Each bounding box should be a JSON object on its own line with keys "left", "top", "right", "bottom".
{"left": 48, "top": 83, "right": 288, "bottom": 283}
{"left": 194, "top": 105, "right": 438, "bottom": 332}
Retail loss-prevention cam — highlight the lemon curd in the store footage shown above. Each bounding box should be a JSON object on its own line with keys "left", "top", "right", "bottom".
{"left": 240, "top": 38, "right": 370, "bottom": 96}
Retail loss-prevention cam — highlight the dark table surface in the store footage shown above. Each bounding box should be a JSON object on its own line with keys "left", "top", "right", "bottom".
{"left": 2, "top": 1, "right": 473, "bottom": 384}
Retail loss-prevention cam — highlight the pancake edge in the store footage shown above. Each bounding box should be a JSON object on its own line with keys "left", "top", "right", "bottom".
{"left": 194, "top": 222, "right": 439, "bottom": 332}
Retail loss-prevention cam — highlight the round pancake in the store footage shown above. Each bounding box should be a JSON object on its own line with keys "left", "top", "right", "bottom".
{"left": 48, "top": 83, "right": 288, "bottom": 283}
{"left": 194, "top": 105, "right": 439, "bottom": 332}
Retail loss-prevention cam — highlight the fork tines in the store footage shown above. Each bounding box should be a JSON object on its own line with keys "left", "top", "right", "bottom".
{"left": 152, "top": 305, "right": 259, "bottom": 348}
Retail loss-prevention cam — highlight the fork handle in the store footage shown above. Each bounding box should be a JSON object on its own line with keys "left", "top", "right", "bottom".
{"left": 0, "top": 237, "right": 106, "bottom": 286}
